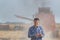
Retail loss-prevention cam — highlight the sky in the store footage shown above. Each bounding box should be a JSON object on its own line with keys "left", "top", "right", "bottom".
{"left": 0, "top": 0, "right": 60, "bottom": 23}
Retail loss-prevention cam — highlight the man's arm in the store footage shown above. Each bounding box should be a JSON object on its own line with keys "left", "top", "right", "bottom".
{"left": 28, "top": 27, "right": 35, "bottom": 38}
{"left": 41, "top": 27, "right": 45, "bottom": 37}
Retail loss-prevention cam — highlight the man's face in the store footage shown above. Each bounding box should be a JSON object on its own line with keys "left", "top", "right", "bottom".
{"left": 34, "top": 20, "right": 40, "bottom": 26}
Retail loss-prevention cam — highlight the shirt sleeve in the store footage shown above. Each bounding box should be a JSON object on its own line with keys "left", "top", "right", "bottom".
{"left": 28, "top": 27, "right": 35, "bottom": 38}
{"left": 40, "top": 27, "right": 45, "bottom": 37}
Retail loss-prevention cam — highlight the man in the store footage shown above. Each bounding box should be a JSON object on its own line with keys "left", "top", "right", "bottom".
{"left": 28, "top": 18, "right": 44, "bottom": 40}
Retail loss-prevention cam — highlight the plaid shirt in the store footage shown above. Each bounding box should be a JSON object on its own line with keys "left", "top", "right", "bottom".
{"left": 28, "top": 25, "right": 44, "bottom": 40}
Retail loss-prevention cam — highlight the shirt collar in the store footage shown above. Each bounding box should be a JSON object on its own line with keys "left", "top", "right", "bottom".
{"left": 33, "top": 25, "right": 39, "bottom": 28}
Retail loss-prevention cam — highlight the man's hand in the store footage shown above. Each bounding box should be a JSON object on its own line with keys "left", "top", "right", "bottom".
{"left": 35, "top": 33, "right": 42, "bottom": 37}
